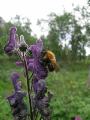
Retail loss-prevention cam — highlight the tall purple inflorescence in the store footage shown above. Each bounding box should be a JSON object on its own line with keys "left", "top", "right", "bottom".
{"left": 5, "top": 27, "right": 58, "bottom": 120}
{"left": 27, "top": 40, "right": 53, "bottom": 119}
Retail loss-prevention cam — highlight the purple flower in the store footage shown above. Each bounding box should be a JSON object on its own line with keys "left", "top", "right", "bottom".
{"left": 8, "top": 73, "right": 26, "bottom": 103}
{"left": 25, "top": 40, "right": 49, "bottom": 107}
{"left": 11, "top": 72, "right": 21, "bottom": 91}
{"left": 7, "top": 92, "right": 27, "bottom": 120}
{"left": 33, "top": 79, "right": 47, "bottom": 96}
{"left": 27, "top": 40, "right": 52, "bottom": 119}
{"left": 27, "top": 58, "right": 34, "bottom": 71}
{"left": 28, "top": 39, "right": 43, "bottom": 58}
{"left": 5, "top": 27, "right": 54, "bottom": 120}
{"left": 7, "top": 91, "right": 26, "bottom": 105}
{"left": 4, "top": 27, "right": 17, "bottom": 55}
{"left": 16, "top": 61, "right": 23, "bottom": 67}
{"left": 7, "top": 72, "right": 27, "bottom": 120}
{"left": 34, "top": 92, "right": 52, "bottom": 120}
{"left": 27, "top": 40, "right": 48, "bottom": 96}
{"left": 27, "top": 57, "right": 48, "bottom": 79}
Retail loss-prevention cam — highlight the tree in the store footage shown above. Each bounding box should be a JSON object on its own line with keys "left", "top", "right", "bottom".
{"left": 38, "top": 11, "right": 88, "bottom": 62}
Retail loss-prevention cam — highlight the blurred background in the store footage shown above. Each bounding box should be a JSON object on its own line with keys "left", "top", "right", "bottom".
{"left": 0, "top": 0, "right": 90, "bottom": 120}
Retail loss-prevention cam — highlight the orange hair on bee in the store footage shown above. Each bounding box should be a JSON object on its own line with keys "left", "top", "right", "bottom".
{"left": 44, "top": 50, "right": 59, "bottom": 72}
{"left": 45, "top": 50, "right": 56, "bottom": 64}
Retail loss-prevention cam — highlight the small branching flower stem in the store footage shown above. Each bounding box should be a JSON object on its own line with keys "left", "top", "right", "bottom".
{"left": 29, "top": 72, "right": 34, "bottom": 93}
{"left": 22, "top": 52, "right": 34, "bottom": 120}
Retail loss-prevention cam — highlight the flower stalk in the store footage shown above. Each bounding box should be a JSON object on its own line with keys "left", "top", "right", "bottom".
{"left": 22, "top": 52, "right": 33, "bottom": 120}
{"left": 4, "top": 27, "right": 58, "bottom": 120}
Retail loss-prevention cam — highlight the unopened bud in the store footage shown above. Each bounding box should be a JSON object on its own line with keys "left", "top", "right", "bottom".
{"left": 20, "top": 35, "right": 26, "bottom": 44}
{"left": 19, "top": 35, "right": 27, "bottom": 52}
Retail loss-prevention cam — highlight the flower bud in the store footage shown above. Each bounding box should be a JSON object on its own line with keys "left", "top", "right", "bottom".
{"left": 19, "top": 35, "right": 27, "bottom": 52}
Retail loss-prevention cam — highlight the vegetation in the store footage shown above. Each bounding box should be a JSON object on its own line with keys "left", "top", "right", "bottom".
{"left": 0, "top": 55, "right": 90, "bottom": 120}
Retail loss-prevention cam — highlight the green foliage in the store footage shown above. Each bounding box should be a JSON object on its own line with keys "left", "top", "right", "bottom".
{"left": 46, "top": 64, "right": 89, "bottom": 120}
{"left": 0, "top": 55, "right": 90, "bottom": 120}
{"left": 0, "top": 36, "right": 7, "bottom": 54}
{"left": 47, "top": 12, "right": 73, "bottom": 58}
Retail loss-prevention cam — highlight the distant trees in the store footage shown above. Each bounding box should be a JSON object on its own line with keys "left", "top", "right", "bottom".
{"left": 0, "top": 2, "right": 90, "bottom": 63}
{"left": 46, "top": 12, "right": 74, "bottom": 61}
{"left": 38, "top": 5, "right": 90, "bottom": 62}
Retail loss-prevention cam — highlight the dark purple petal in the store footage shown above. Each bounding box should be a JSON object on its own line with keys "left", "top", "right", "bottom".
{"left": 28, "top": 39, "right": 43, "bottom": 58}
{"left": 4, "top": 27, "right": 17, "bottom": 55}
{"left": 11, "top": 73, "right": 21, "bottom": 91}
{"left": 7, "top": 92, "right": 27, "bottom": 120}
{"left": 16, "top": 61, "right": 23, "bottom": 67}
{"left": 7, "top": 94, "right": 16, "bottom": 106}
{"left": 27, "top": 58, "right": 34, "bottom": 71}
{"left": 35, "top": 96, "right": 51, "bottom": 120}
{"left": 37, "top": 80, "right": 45, "bottom": 91}
{"left": 16, "top": 91, "right": 26, "bottom": 101}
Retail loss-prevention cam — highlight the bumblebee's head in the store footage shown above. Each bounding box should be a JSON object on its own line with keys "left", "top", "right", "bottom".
{"left": 40, "top": 49, "right": 59, "bottom": 72}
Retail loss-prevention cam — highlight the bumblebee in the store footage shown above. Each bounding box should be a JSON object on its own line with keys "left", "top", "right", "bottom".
{"left": 40, "top": 49, "right": 59, "bottom": 72}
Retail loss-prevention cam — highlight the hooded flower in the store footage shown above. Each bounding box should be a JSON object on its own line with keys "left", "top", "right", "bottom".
{"left": 11, "top": 73, "right": 21, "bottom": 91}
{"left": 34, "top": 91, "right": 52, "bottom": 120}
{"left": 7, "top": 73, "right": 27, "bottom": 120}
{"left": 5, "top": 27, "right": 56, "bottom": 120}
{"left": 28, "top": 39, "right": 43, "bottom": 58}
{"left": 27, "top": 39, "right": 52, "bottom": 119}
{"left": 4, "top": 27, "right": 17, "bottom": 55}
{"left": 28, "top": 39, "right": 48, "bottom": 79}
{"left": 33, "top": 79, "right": 47, "bottom": 97}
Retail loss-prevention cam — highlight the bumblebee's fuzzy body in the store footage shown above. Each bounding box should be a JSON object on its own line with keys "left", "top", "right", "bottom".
{"left": 40, "top": 50, "right": 59, "bottom": 72}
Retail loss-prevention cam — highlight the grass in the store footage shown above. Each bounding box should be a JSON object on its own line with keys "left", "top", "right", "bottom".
{"left": 0, "top": 55, "right": 90, "bottom": 120}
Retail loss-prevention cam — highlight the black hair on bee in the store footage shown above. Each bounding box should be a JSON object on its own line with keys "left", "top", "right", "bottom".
{"left": 39, "top": 49, "right": 56, "bottom": 72}
{"left": 48, "top": 62, "right": 55, "bottom": 72}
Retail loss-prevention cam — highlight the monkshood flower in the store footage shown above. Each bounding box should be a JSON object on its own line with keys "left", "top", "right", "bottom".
{"left": 5, "top": 27, "right": 58, "bottom": 120}
{"left": 4, "top": 27, "right": 17, "bottom": 55}
{"left": 16, "top": 39, "right": 56, "bottom": 118}
{"left": 4, "top": 27, "right": 27, "bottom": 56}
{"left": 33, "top": 88, "right": 53, "bottom": 120}
{"left": 27, "top": 40, "right": 55, "bottom": 119}
{"left": 28, "top": 39, "right": 43, "bottom": 58}
{"left": 11, "top": 72, "right": 21, "bottom": 91}
{"left": 33, "top": 80, "right": 47, "bottom": 98}
{"left": 7, "top": 73, "right": 27, "bottom": 120}
{"left": 35, "top": 95, "right": 51, "bottom": 120}
{"left": 27, "top": 40, "right": 58, "bottom": 92}
{"left": 27, "top": 40, "right": 48, "bottom": 91}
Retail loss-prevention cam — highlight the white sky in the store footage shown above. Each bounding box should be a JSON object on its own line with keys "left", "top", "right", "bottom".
{"left": 0, "top": 0, "right": 89, "bottom": 55}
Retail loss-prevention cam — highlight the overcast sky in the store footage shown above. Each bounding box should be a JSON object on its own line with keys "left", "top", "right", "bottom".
{"left": 0, "top": 0, "right": 89, "bottom": 54}
{"left": 0, "top": 0, "right": 87, "bottom": 36}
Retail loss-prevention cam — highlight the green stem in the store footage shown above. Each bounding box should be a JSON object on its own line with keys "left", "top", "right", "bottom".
{"left": 23, "top": 52, "right": 33, "bottom": 120}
